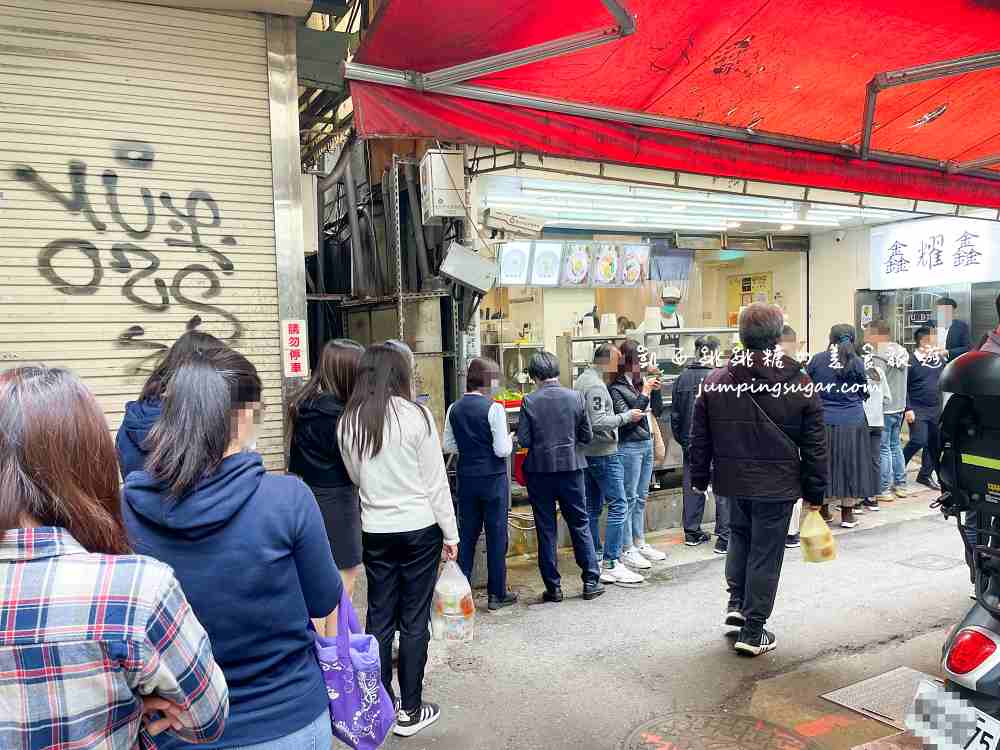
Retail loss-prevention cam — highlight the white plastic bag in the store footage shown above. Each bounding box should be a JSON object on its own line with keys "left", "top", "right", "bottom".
{"left": 431, "top": 561, "right": 475, "bottom": 642}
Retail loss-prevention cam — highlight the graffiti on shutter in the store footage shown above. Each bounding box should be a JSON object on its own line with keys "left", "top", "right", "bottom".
{"left": 13, "top": 140, "right": 245, "bottom": 375}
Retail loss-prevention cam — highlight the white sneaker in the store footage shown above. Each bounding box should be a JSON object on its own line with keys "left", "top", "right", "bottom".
{"left": 637, "top": 543, "right": 667, "bottom": 562}
{"left": 622, "top": 548, "right": 652, "bottom": 570}
{"left": 600, "top": 561, "right": 645, "bottom": 586}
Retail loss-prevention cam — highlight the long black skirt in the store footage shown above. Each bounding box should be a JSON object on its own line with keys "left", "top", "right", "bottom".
{"left": 824, "top": 423, "right": 880, "bottom": 501}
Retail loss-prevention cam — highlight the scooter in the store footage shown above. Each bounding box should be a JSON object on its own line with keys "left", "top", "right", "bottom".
{"left": 909, "top": 352, "right": 1000, "bottom": 749}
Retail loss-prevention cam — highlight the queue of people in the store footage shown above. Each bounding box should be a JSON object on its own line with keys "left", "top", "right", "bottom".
{"left": 2, "top": 295, "right": 982, "bottom": 747}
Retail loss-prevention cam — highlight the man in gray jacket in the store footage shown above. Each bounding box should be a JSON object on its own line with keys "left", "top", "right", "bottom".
{"left": 865, "top": 321, "right": 911, "bottom": 500}
{"left": 574, "top": 344, "right": 646, "bottom": 587}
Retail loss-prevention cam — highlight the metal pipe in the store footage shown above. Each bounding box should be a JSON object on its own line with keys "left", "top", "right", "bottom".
{"left": 880, "top": 49, "right": 1000, "bottom": 88}
{"left": 315, "top": 179, "right": 326, "bottom": 294}
{"left": 343, "top": 157, "right": 366, "bottom": 296}
{"left": 859, "top": 79, "right": 880, "bottom": 160}
{"left": 343, "top": 61, "right": 1000, "bottom": 182}
{"left": 600, "top": 0, "right": 636, "bottom": 34}
{"left": 421, "top": 27, "right": 629, "bottom": 91}
{"left": 404, "top": 164, "right": 432, "bottom": 289}
{"left": 952, "top": 154, "right": 1000, "bottom": 174}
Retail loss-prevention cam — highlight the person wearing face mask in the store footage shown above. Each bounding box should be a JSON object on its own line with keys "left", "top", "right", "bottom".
{"left": 936, "top": 297, "right": 971, "bottom": 361}
{"left": 442, "top": 357, "right": 518, "bottom": 611}
{"left": 903, "top": 326, "right": 946, "bottom": 491}
{"left": 123, "top": 347, "right": 343, "bottom": 750}
{"left": 659, "top": 286, "right": 686, "bottom": 349}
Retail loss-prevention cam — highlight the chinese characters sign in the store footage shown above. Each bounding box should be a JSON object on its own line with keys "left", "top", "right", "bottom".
{"left": 281, "top": 320, "right": 309, "bottom": 378}
{"left": 870, "top": 218, "right": 996, "bottom": 290}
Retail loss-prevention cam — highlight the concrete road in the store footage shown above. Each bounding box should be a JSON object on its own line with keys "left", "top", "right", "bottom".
{"left": 382, "top": 498, "right": 972, "bottom": 750}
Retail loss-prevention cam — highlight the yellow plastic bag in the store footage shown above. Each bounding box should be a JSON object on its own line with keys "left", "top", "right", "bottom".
{"left": 800, "top": 509, "right": 837, "bottom": 563}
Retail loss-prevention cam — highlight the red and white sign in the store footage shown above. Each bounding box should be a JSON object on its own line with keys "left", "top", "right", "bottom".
{"left": 281, "top": 319, "right": 308, "bottom": 378}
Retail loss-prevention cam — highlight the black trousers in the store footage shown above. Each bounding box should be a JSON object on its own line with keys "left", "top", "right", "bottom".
{"left": 457, "top": 473, "right": 509, "bottom": 599}
{"left": 903, "top": 416, "right": 940, "bottom": 482}
{"left": 363, "top": 524, "right": 443, "bottom": 713}
{"left": 682, "top": 455, "right": 707, "bottom": 534}
{"left": 725, "top": 498, "right": 796, "bottom": 635}
{"left": 525, "top": 470, "right": 600, "bottom": 591}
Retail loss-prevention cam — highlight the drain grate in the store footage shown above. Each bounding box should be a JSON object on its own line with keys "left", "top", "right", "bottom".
{"left": 623, "top": 712, "right": 819, "bottom": 749}
{"left": 896, "top": 554, "right": 965, "bottom": 571}
{"left": 822, "top": 666, "right": 933, "bottom": 729}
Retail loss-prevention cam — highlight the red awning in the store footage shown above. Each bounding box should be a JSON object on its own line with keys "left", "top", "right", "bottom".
{"left": 349, "top": 0, "right": 1000, "bottom": 209}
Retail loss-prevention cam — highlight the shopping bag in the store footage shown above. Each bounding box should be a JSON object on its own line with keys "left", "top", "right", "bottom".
{"left": 800, "top": 509, "right": 837, "bottom": 563}
{"left": 650, "top": 416, "right": 666, "bottom": 464}
{"left": 313, "top": 589, "right": 395, "bottom": 749}
{"left": 431, "top": 561, "right": 475, "bottom": 642}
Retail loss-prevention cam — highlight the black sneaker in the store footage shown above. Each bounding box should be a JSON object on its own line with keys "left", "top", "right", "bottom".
{"left": 685, "top": 531, "right": 710, "bottom": 546}
{"left": 917, "top": 476, "right": 941, "bottom": 492}
{"left": 724, "top": 608, "right": 746, "bottom": 628}
{"left": 394, "top": 702, "right": 441, "bottom": 737}
{"left": 542, "top": 587, "right": 563, "bottom": 604}
{"left": 582, "top": 581, "right": 606, "bottom": 601}
{"left": 488, "top": 590, "right": 519, "bottom": 611}
{"left": 713, "top": 539, "right": 728, "bottom": 555}
{"left": 785, "top": 534, "right": 800, "bottom": 549}
{"left": 735, "top": 629, "right": 777, "bottom": 656}
{"left": 862, "top": 499, "right": 880, "bottom": 512}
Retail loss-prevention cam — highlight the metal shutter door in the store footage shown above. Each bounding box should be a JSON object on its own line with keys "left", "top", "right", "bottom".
{"left": 0, "top": 0, "right": 285, "bottom": 469}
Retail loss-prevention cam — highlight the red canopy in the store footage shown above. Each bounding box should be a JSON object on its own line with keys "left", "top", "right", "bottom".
{"left": 349, "top": 0, "right": 1000, "bottom": 209}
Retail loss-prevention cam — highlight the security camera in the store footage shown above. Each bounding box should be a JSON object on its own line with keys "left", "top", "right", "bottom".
{"left": 834, "top": 230, "right": 847, "bottom": 243}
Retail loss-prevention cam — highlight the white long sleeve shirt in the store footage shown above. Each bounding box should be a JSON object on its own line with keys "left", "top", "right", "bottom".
{"left": 339, "top": 397, "right": 459, "bottom": 544}
{"left": 441, "top": 393, "right": 513, "bottom": 458}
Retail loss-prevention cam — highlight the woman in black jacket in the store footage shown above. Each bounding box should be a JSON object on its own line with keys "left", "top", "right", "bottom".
{"left": 288, "top": 339, "right": 365, "bottom": 597}
{"left": 609, "top": 339, "right": 666, "bottom": 570}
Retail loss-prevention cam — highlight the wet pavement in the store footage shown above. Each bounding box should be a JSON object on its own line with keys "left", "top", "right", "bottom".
{"left": 380, "top": 487, "right": 970, "bottom": 749}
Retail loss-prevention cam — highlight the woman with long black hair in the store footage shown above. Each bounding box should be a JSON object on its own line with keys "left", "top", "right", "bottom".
{"left": 123, "top": 347, "right": 341, "bottom": 750}
{"left": 807, "top": 323, "right": 874, "bottom": 528}
{"left": 339, "top": 343, "right": 459, "bottom": 738}
{"left": 288, "top": 338, "right": 365, "bottom": 599}
{"left": 116, "top": 329, "right": 226, "bottom": 479}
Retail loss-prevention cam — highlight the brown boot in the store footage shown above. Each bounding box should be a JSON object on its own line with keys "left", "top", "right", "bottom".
{"left": 841, "top": 506, "right": 859, "bottom": 528}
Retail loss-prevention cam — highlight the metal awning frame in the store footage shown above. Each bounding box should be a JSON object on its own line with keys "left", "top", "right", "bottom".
{"left": 860, "top": 49, "right": 1000, "bottom": 171}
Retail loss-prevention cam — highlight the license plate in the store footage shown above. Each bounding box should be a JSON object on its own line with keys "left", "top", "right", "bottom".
{"left": 907, "top": 680, "right": 1000, "bottom": 750}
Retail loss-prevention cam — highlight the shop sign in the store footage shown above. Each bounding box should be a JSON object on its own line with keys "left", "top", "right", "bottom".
{"left": 281, "top": 319, "right": 308, "bottom": 379}
{"left": 869, "top": 218, "right": 997, "bottom": 290}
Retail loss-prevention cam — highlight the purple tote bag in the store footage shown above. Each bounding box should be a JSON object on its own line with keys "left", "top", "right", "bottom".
{"left": 313, "top": 589, "right": 395, "bottom": 749}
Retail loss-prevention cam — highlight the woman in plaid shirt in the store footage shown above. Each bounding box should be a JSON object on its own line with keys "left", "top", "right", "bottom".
{"left": 0, "top": 366, "right": 229, "bottom": 749}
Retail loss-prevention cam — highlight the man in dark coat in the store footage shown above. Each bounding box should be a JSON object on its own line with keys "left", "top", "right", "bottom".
{"left": 903, "top": 326, "right": 945, "bottom": 491}
{"left": 938, "top": 296, "right": 971, "bottom": 361}
{"left": 671, "top": 335, "right": 729, "bottom": 552}
{"left": 690, "top": 303, "right": 827, "bottom": 657}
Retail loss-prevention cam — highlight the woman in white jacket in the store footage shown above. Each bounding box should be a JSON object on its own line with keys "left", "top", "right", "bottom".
{"left": 339, "top": 343, "right": 459, "bottom": 738}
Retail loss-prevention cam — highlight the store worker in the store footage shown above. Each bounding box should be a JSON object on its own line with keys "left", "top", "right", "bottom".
{"left": 574, "top": 344, "right": 646, "bottom": 587}
{"left": 659, "top": 286, "right": 685, "bottom": 348}
{"left": 442, "top": 357, "right": 519, "bottom": 611}
{"left": 671, "top": 335, "right": 730, "bottom": 552}
{"left": 937, "top": 297, "right": 971, "bottom": 361}
{"left": 903, "top": 326, "right": 945, "bottom": 491}
{"left": 516, "top": 351, "right": 604, "bottom": 603}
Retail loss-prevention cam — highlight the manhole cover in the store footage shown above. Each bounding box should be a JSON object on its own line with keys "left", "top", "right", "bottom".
{"left": 896, "top": 554, "right": 965, "bottom": 571}
{"left": 448, "top": 654, "right": 482, "bottom": 673}
{"left": 623, "top": 712, "right": 819, "bottom": 749}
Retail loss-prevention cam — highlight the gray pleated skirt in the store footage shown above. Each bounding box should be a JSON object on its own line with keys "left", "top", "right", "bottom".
{"left": 824, "top": 423, "right": 880, "bottom": 501}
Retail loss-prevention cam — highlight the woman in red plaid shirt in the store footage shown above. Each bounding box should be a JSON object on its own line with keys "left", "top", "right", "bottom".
{"left": 0, "top": 366, "right": 229, "bottom": 749}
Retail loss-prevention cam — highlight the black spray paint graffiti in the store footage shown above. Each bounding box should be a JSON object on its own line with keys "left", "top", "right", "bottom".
{"left": 15, "top": 140, "right": 244, "bottom": 375}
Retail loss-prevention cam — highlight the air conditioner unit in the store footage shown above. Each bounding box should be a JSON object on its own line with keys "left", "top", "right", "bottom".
{"left": 438, "top": 242, "right": 497, "bottom": 294}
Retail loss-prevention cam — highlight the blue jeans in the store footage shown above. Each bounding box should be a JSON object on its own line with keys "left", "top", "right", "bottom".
{"left": 619, "top": 439, "right": 654, "bottom": 548}
{"left": 234, "top": 710, "right": 331, "bottom": 750}
{"left": 880, "top": 413, "right": 907, "bottom": 492}
{"left": 584, "top": 454, "right": 627, "bottom": 563}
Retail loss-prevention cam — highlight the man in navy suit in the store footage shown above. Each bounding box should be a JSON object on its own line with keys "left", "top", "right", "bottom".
{"left": 938, "top": 297, "right": 971, "bottom": 361}
{"left": 516, "top": 351, "right": 604, "bottom": 603}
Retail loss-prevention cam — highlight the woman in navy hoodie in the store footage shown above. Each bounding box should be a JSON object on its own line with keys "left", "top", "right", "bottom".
{"left": 123, "top": 346, "right": 342, "bottom": 750}
{"left": 115, "top": 329, "right": 225, "bottom": 479}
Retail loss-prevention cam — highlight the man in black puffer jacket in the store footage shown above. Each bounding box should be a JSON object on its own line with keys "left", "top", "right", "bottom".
{"left": 690, "top": 303, "right": 827, "bottom": 657}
